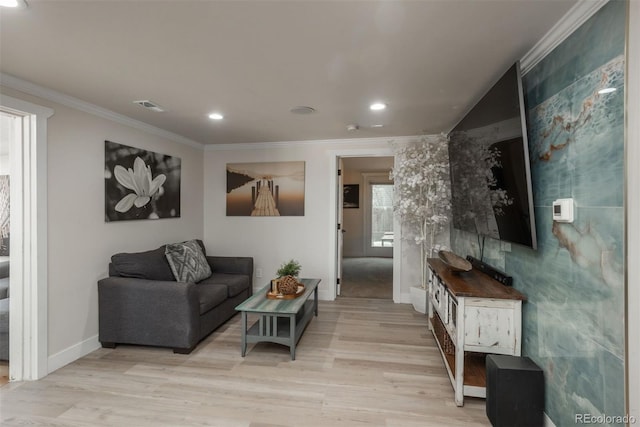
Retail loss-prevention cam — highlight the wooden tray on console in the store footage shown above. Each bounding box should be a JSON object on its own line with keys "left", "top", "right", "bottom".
{"left": 266, "top": 284, "right": 305, "bottom": 300}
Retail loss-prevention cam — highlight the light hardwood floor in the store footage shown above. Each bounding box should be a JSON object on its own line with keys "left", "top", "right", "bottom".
{"left": 0, "top": 298, "right": 490, "bottom": 426}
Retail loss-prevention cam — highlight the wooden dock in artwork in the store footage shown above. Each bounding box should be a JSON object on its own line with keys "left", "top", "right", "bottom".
{"left": 251, "top": 179, "right": 280, "bottom": 216}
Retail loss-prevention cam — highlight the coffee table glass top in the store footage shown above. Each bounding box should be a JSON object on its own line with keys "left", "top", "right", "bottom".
{"left": 235, "top": 278, "right": 320, "bottom": 314}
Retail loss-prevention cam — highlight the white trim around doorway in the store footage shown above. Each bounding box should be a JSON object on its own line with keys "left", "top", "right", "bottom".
{"left": 328, "top": 147, "right": 401, "bottom": 303}
{"left": 1, "top": 94, "right": 53, "bottom": 381}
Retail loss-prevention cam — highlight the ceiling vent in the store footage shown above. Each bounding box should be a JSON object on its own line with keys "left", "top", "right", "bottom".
{"left": 290, "top": 106, "right": 316, "bottom": 115}
{"left": 133, "top": 100, "right": 165, "bottom": 112}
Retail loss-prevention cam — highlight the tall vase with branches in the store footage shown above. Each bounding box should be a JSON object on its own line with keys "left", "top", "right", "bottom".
{"left": 391, "top": 135, "right": 451, "bottom": 289}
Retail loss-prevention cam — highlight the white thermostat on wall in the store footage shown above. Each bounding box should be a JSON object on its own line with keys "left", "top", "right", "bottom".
{"left": 552, "top": 198, "right": 574, "bottom": 223}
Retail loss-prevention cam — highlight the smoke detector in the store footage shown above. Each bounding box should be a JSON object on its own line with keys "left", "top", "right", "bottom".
{"left": 347, "top": 124, "right": 359, "bottom": 131}
{"left": 133, "top": 100, "right": 165, "bottom": 112}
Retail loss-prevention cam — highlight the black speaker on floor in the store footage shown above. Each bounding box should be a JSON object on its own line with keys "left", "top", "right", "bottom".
{"left": 486, "top": 354, "right": 544, "bottom": 427}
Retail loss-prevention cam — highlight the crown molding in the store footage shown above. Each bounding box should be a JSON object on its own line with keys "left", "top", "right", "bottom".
{"left": 0, "top": 72, "right": 424, "bottom": 152}
{"left": 204, "top": 135, "right": 422, "bottom": 151}
{"left": 0, "top": 73, "right": 205, "bottom": 150}
{"left": 520, "top": 0, "right": 609, "bottom": 75}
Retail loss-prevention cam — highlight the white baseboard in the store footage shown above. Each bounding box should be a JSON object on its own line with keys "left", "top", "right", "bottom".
{"left": 47, "top": 334, "right": 101, "bottom": 374}
{"left": 397, "top": 292, "right": 411, "bottom": 305}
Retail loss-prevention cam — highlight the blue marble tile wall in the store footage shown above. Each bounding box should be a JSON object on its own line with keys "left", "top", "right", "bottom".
{"left": 451, "top": 2, "right": 627, "bottom": 425}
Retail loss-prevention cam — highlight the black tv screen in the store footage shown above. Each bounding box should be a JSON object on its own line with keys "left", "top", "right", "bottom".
{"left": 448, "top": 62, "right": 537, "bottom": 249}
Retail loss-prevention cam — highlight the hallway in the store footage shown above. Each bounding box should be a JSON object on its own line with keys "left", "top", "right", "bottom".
{"left": 340, "top": 257, "right": 392, "bottom": 299}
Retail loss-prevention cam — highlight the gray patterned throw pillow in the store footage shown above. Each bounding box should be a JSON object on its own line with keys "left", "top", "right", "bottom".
{"left": 165, "top": 240, "right": 212, "bottom": 283}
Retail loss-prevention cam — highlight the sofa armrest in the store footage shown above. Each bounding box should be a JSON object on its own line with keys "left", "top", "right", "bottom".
{"left": 206, "top": 256, "right": 253, "bottom": 295}
{"left": 97, "top": 277, "right": 200, "bottom": 350}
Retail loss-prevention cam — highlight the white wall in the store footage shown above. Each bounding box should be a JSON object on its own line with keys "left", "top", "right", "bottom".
{"left": 0, "top": 155, "right": 8, "bottom": 175}
{"left": 203, "top": 139, "right": 412, "bottom": 301}
{"left": 0, "top": 86, "right": 204, "bottom": 361}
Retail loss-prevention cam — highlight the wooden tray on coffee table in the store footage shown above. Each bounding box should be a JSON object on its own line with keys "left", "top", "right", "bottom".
{"left": 266, "top": 284, "right": 305, "bottom": 299}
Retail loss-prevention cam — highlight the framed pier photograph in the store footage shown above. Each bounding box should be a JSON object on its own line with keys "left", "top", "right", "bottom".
{"left": 226, "top": 161, "right": 305, "bottom": 216}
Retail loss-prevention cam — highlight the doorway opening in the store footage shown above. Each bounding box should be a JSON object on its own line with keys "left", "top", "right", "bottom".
{"left": 338, "top": 157, "right": 394, "bottom": 299}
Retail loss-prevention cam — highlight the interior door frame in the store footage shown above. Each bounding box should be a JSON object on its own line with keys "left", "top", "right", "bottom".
{"left": 329, "top": 147, "right": 401, "bottom": 302}
{"left": 1, "top": 95, "right": 53, "bottom": 381}
{"left": 336, "top": 157, "right": 344, "bottom": 296}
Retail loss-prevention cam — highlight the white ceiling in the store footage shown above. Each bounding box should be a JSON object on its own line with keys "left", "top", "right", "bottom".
{"left": 0, "top": 0, "right": 577, "bottom": 146}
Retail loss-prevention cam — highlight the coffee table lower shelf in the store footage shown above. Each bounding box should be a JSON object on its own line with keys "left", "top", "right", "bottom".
{"left": 243, "top": 300, "right": 315, "bottom": 360}
{"left": 236, "top": 278, "right": 320, "bottom": 361}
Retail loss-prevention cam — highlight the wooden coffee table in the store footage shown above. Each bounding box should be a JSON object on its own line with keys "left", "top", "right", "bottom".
{"left": 235, "top": 278, "right": 320, "bottom": 360}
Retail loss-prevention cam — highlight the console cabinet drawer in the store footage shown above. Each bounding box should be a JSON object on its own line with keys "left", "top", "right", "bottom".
{"left": 463, "top": 299, "right": 519, "bottom": 354}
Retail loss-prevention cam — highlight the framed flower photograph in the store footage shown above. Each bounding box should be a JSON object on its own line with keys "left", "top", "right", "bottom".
{"left": 104, "top": 140, "right": 181, "bottom": 222}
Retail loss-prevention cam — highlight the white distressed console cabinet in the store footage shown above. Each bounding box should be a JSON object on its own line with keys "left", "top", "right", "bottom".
{"left": 427, "top": 258, "right": 526, "bottom": 406}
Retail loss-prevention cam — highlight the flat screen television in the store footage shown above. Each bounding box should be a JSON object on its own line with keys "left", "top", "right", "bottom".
{"left": 447, "top": 61, "right": 537, "bottom": 249}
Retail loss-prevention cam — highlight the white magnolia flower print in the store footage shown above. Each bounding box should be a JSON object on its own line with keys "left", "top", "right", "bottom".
{"left": 113, "top": 157, "right": 166, "bottom": 213}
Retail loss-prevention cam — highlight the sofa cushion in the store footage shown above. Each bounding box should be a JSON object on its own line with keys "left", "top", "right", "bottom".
{"left": 195, "top": 284, "right": 227, "bottom": 314}
{"left": 111, "top": 246, "right": 175, "bottom": 281}
{"left": 165, "top": 240, "right": 212, "bottom": 283}
{"left": 194, "top": 239, "right": 207, "bottom": 257}
{"left": 198, "top": 273, "right": 251, "bottom": 297}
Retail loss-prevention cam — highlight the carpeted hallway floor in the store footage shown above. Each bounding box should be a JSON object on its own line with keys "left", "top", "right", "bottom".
{"left": 340, "top": 257, "right": 393, "bottom": 299}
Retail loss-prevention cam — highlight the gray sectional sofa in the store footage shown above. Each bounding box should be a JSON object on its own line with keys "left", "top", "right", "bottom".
{"left": 98, "top": 240, "right": 253, "bottom": 354}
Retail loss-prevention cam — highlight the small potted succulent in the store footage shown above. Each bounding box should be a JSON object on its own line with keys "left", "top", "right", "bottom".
{"left": 276, "top": 259, "right": 302, "bottom": 278}
{"left": 272, "top": 259, "right": 302, "bottom": 295}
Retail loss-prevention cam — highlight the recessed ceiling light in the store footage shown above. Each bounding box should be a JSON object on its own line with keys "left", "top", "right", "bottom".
{"left": 208, "top": 113, "right": 224, "bottom": 120}
{"left": 371, "top": 124, "right": 384, "bottom": 128}
{"left": 370, "top": 102, "right": 387, "bottom": 111}
{"left": 0, "top": 0, "right": 27, "bottom": 8}
{"left": 598, "top": 87, "right": 617, "bottom": 94}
